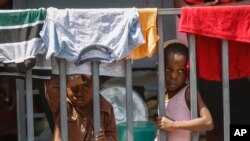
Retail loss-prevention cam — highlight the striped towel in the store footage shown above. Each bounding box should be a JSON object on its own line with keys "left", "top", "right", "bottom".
{"left": 0, "top": 8, "right": 51, "bottom": 79}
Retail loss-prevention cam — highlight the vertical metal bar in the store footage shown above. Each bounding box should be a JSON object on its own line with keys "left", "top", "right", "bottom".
{"left": 157, "top": 15, "right": 166, "bottom": 141}
{"left": 16, "top": 78, "right": 27, "bottom": 141}
{"left": 92, "top": 62, "right": 101, "bottom": 140}
{"left": 126, "top": 59, "right": 134, "bottom": 141}
{"left": 25, "top": 70, "right": 34, "bottom": 141}
{"left": 222, "top": 40, "right": 230, "bottom": 141}
{"left": 59, "top": 59, "right": 68, "bottom": 141}
{"left": 188, "top": 34, "right": 199, "bottom": 141}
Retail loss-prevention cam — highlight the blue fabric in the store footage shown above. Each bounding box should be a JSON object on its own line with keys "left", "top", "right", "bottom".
{"left": 40, "top": 7, "right": 145, "bottom": 65}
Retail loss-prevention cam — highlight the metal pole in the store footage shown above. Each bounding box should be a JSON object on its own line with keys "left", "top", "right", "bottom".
{"left": 126, "top": 59, "right": 134, "bottom": 141}
{"left": 157, "top": 8, "right": 181, "bottom": 15}
{"left": 222, "top": 40, "right": 230, "bottom": 141}
{"left": 157, "top": 15, "right": 167, "bottom": 141}
{"left": 59, "top": 59, "right": 68, "bottom": 141}
{"left": 188, "top": 34, "right": 199, "bottom": 141}
{"left": 25, "top": 70, "right": 34, "bottom": 141}
{"left": 92, "top": 62, "right": 101, "bottom": 140}
{"left": 16, "top": 78, "right": 27, "bottom": 141}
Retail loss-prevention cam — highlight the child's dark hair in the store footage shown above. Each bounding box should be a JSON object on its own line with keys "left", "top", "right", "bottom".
{"left": 164, "top": 41, "right": 189, "bottom": 60}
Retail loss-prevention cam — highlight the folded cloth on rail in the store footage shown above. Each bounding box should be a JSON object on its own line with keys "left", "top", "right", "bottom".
{"left": 0, "top": 8, "right": 47, "bottom": 71}
{"left": 0, "top": 8, "right": 52, "bottom": 79}
{"left": 129, "top": 8, "right": 160, "bottom": 60}
{"left": 41, "top": 7, "right": 145, "bottom": 65}
{"left": 179, "top": 6, "right": 250, "bottom": 81}
{"left": 180, "top": 6, "right": 250, "bottom": 43}
{"left": 40, "top": 7, "right": 145, "bottom": 77}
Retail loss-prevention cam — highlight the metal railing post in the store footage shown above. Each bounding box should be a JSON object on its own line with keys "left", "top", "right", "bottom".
{"left": 188, "top": 34, "right": 199, "bottom": 141}
{"left": 92, "top": 62, "right": 101, "bottom": 140}
{"left": 25, "top": 70, "right": 34, "bottom": 141}
{"left": 125, "top": 59, "right": 134, "bottom": 141}
{"left": 222, "top": 40, "right": 230, "bottom": 141}
{"left": 16, "top": 78, "right": 27, "bottom": 141}
{"left": 59, "top": 59, "right": 68, "bottom": 141}
{"left": 157, "top": 14, "right": 167, "bottom": 141}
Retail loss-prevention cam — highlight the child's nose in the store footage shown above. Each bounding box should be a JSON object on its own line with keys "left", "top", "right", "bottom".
{"left": 74, "top": 92, "right": 84, "bottom": 96}
{"left": 170, "top": 72, "right": 177, "bottom": 79}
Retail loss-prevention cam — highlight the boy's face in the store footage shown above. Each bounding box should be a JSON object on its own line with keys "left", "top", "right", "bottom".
{"left": 67, "top": 75, "right": 93, "bottom": 107}
{"left": 165, "top": 52, "right": 187, "bottom": 93}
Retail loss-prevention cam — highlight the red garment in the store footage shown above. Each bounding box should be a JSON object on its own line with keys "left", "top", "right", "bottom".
{"left": 180, "top": 6, "right": 250, "bottom": 81}
{"left": 180, "top": 6, "right": 250, "bottom": 43}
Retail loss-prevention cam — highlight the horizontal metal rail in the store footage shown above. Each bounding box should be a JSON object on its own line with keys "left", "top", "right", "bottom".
{"left": 158, "top": 8, "right": 181, "bottom": 15}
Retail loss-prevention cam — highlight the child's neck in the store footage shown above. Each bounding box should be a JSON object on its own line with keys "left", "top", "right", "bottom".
{"left": 166, "top": 84, "right": 187, "bottom": 99}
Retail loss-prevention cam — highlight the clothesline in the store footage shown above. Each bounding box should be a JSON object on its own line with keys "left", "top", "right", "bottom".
{"left": 1, "top": 7, "right": 249, "bottom": 81}
{"left": 0, "top": 7, "right": 159, "bottom": 78}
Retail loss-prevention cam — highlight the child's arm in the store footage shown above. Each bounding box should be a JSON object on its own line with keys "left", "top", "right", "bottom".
{"left": 105, "top": 108, "right": 118, "bottom": 141}
{"left": 97, "top": 104, "right": 117, "bottom": 141}
{"left": 156, "top": 87, "right": 213, "bottom": 132}
{"left": 174, "top": 88, "right": 214, "bottom": 131}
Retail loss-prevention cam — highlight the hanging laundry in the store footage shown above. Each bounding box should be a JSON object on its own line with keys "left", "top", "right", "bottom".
{"left": 179, "top": 6, "right": 250, "bottom": 81}
{"left": 41, "top": 7, "right": 145, "bottom": 64}
{"left": 129, "top": 8, "right": 160, "bottom": 60}
{"left": 40, "top": 7, "right": 145, "bottom": 77}
{"left": 0, "top": 8, "right": 51, "bottom": 79}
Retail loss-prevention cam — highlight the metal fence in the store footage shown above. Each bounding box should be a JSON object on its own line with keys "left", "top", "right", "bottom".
{"left": 15, "top": 8, "right": 230, "bottom": 141}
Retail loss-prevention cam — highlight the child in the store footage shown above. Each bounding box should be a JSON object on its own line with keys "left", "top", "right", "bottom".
{"left": 174, "top": 1, "right": 250, "bottom": 141}
{"left": 45, "top": 74, "right": 117, "bottom": 141}
{"left": 155, "top": 40, "right": 213, "bottom": 141}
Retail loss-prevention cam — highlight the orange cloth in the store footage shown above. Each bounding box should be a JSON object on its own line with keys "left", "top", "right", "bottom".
{"left": 129, "top": 8, "right": 160, "bottom": 60}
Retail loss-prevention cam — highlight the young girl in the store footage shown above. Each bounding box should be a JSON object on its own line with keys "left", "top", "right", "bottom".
{"left": 155, "top": 40, "right": 213, "bottom": 141}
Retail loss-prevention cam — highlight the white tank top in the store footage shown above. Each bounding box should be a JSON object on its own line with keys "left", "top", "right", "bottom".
{"left": 165, "top": 85, "right": 191, "bottom": 141}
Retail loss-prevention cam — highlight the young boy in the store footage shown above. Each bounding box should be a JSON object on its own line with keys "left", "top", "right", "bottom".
{"left": 45, "top": 74, "right": 117, "bottom": 141}
{"left": 155, "top": 40, "right": 213, "bottom": 141}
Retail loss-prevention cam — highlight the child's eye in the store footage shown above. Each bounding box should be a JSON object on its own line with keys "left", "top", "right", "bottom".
{"left": 178, "top": 69, "right": 186, "bottom": 74}
{"left": 83, "top": 84, "right": 92, "bottom": 90}
{"left": 165, "top": 68, "right": 171, "bottom": 72}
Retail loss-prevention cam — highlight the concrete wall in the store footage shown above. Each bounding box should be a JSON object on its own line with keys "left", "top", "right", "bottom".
{"left": 13, "top": 0, "right": 176, "bottom": 69}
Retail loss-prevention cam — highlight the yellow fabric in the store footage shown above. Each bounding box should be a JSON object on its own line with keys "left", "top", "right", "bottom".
{"left": 129, "top": 8, "right": 160, "bottom": 60}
